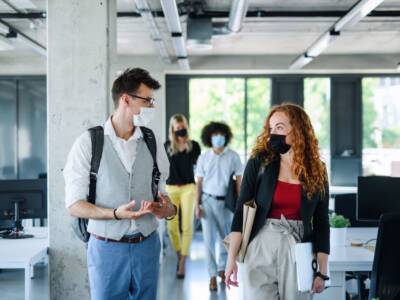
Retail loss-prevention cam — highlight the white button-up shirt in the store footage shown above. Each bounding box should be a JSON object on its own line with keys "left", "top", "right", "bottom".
{"left": 63, "top": 117, "right": 169, "bottom": 209}
{"left": 195, "top": 148, "right": 243, "bottom": 197}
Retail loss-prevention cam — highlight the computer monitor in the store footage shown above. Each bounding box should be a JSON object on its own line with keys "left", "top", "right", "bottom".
{"left": 357, "top": 176, "right": 400, "bottom": 224}
{"left": 0, "top": 179, "right": 47, "bottom": 239}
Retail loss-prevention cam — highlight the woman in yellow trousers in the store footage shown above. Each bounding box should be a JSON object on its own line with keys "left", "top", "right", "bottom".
{"left": 164, "top": 114, "right": 201, "bottom": 278}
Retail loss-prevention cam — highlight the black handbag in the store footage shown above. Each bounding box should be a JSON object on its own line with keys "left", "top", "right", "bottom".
{"left": 225, "top": 172, "right": 238, "bottom": 213}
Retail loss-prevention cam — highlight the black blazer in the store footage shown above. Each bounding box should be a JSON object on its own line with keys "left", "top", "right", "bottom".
{"left": 231, "top": 155, "right": 330, "bottom": 254}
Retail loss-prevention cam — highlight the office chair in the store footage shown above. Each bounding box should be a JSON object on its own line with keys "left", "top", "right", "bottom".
{"left": 369, "top": 213, "right": 400, "bottom": 300}
{"left": 334, "top": 193, "right": 374, "bottom": 300}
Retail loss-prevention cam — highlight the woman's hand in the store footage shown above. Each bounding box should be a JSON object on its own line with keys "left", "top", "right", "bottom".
{"left": 312, "top": 252, "right": 329, "bottom": 293}
{"left": 225, "top": 258, "right": 239, "bottom": 289}
{"left": 311, "top": 276, "right": 325, "bottom": 294}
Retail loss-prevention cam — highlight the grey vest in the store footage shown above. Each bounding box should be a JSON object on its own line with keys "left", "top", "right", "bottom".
{"left": 87, "top": 136, "right": 158, "bottom": 240}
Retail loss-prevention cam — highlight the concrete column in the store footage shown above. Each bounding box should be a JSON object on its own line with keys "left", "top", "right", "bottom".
{"left": 47, "top": 1, "right": 116, "bottom": 299}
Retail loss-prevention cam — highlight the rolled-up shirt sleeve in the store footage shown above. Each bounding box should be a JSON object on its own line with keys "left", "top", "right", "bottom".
{"left": 195, "top": 153, "right": 205, "bottom": 178}
{"left": 63, "top": 132, "right": 91, "bottom": 208}
{"left": 156, "top": 134, "right": 170, "bottom": 195}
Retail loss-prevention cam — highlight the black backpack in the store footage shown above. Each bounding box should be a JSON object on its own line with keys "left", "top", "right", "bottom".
{"left": 71, "top": 126, "right": 161, "bottom": 243}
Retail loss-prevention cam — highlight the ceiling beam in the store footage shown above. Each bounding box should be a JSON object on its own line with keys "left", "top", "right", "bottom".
{"left": 2, "top": 10, "right": 400, "bottom": 20}
{"left": 134, "top": 0, "right": 171, "bottom": 64}
{"left": 160, "top": 0, "right": 190, "bottom": 70}
{"left": 117, "top": 10, "right": 400, "bottom": 18}
{"left": 0, "top": 12, "right": 46, "bottom": 19}
{"left": 0, "top": 19, "right": 46, "bottom": 56}
{"left": 0, "top": 0, "right": 45, "bottom": 28}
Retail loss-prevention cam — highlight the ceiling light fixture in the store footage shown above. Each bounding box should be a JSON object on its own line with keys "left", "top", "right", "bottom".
{"left": 160, "top": 0, "right": 190, "bottom": 70}
{"left": 290, "top": 0, "right": 384, "bottom": 69}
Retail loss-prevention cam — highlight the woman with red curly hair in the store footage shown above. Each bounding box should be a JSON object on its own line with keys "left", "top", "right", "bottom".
{"left": 225, "top": 103, "right": 330, "bottom": 299}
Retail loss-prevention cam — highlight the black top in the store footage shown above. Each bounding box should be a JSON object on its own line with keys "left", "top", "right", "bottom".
{"left": 164, "top": 140, "right": 201, "bottom": 185}
{"left": 231, "top": 155, "right": 330, "bottom": 254}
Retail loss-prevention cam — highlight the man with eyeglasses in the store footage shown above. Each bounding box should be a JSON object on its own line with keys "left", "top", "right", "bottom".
{"left": 64, "top": 68, "right": 177, "bottom": 300}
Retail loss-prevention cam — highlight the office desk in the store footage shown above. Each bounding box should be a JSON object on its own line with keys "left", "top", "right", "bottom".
{"left": 315, "top": 227, "right": 378, "bottom": 300}
{"left": 330, "top": 186, "right": 357, "bottom": 196}
{"left": 0, "top": 227, "right": 48, "bottom": 300}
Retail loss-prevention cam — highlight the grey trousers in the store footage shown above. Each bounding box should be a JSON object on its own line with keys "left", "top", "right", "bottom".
{"left": 242, "top": 216, "right": 313, "bottom": 300}
{"left": 200, "top": 193, "right": 233, "bottom": 277}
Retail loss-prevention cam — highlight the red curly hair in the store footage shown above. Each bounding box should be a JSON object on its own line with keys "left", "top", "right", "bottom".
{"left": 251, "top": 103, "right": 327, "bottom": 199}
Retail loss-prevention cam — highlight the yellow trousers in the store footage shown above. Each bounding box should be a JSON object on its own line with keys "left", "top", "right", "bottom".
{"left": 166, "top": 184, "right": 196, "bottom": 256}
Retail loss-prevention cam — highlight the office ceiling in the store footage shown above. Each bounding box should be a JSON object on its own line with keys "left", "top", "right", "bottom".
{"left": 0, "top": 0, "right": 399, "bottom": 64}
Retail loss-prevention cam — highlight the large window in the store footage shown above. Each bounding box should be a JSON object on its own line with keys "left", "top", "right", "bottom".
{"left": 168, "top": 74, "right": 399, "bottom": 186}
{"left": 362, "top": 77, "right": 400, "bottom": 176}
{"left": 304, "top": 78, "right": 331, "bottom": 173}
{"left": 189, "top": 78, "right": 245, "bottom": 159}
{"left": 246, "top": 78, "right": 271, "bottom": 153}
{"left": 0, "top": 80, "right": 17, "bottom": 179}
{"left": 189, "top": 77, "right": 271, "bottom": 162}
{"left": 0, "top": 77, "right": 46, "bottom": 180}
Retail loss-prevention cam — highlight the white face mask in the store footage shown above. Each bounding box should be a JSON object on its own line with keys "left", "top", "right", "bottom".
{"left": 133, "top": 107, "right": 155, "bottom": 127}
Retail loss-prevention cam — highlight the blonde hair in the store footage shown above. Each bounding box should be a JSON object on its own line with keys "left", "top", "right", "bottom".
{"left": 168, "top": 114, "right": 193, "bottom": 155}
{"left": 252, "top": 103, "right": 327, "bottom": 199}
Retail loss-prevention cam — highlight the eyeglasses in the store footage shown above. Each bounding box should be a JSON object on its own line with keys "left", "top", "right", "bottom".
{"left": 127, "top": 93, "right": 156, "bottom": 105}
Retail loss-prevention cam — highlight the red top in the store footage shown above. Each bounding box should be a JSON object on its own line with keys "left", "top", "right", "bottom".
{"left": 268, "top": 180, "right": 302, "bottom": 220}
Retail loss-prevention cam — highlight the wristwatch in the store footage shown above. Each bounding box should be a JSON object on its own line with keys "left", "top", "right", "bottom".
{"left": 314, "top": 271, "right": 330, "bottom": 281}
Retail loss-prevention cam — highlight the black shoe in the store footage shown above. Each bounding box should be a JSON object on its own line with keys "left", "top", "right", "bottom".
{"left": 176, "top": 260, "right": 185, "bottom": 279}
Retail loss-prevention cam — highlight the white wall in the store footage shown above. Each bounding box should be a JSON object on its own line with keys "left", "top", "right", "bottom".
{"left": 3, "top": 53, "right": 400, "bottom": 77}
{"left": 0, "top": 55, "right": 46, "bottom": 75}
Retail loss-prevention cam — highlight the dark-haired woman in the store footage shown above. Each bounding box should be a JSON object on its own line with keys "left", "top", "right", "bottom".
{"left": 195, "top": 121, "right": 243, "bottom": 291}
{"left": 225, "top": 104, "right": 330, "bottom": 300}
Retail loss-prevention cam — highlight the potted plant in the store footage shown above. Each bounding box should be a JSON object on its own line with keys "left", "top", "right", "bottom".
{"left": 330, "top": 214, "right": 351, "bottom": 247}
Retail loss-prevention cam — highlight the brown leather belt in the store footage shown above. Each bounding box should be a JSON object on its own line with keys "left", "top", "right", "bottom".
{"left": 93, "top": 234, "right": 149, "bottom": 244}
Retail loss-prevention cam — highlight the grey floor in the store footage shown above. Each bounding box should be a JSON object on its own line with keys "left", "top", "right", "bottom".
{"left": 0, "top": 232, "right": 240, "bottom": 300}
{"left": 0, "top": 264, "right": 49, "bottom": 300}
{"left": 157, "top": 232, "right": 240, "bottom": 300}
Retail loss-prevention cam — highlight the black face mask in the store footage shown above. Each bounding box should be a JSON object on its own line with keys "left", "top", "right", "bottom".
{"left": 268, "top": 134, "right": 291, "bottom": 154}
{"left": 175, "top": 128, "right": 188, "bottom": 138}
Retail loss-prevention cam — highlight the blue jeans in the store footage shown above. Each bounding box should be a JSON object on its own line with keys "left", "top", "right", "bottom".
{"left": 87, "top": 231, "right": 160, "bottom": 300}
{"left": 200, "top": 194, "right": 233, "bottom": 277}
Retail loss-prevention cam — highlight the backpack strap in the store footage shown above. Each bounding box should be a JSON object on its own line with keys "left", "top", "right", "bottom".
{"left": 140, "top": 126, "right": 161, "bottom": 201}
{"left": 87, "top": 126, "right": 104, "bottom": 204}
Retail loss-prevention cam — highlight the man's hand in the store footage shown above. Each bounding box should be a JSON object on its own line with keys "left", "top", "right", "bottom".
{"left": 115, "top": 200, "right": 152, "bottom": 220}
{"left": 148, "top": 192, "right": 177, "bottom": 219}
{"left": 195, "top": 205, "right": 204, "bottom": 219}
